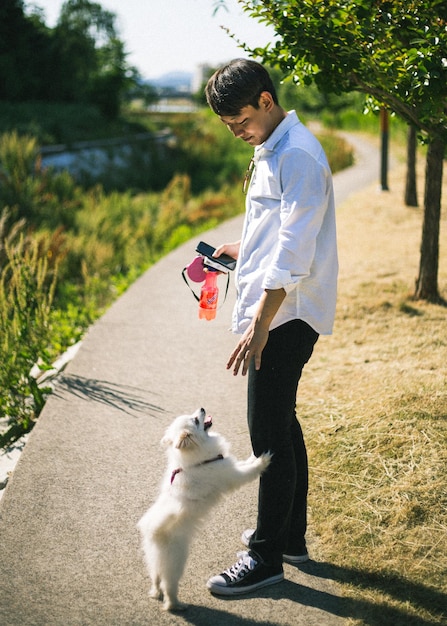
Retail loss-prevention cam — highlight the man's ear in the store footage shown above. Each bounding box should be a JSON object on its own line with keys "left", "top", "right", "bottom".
{"left": 258, "top": 91, "right": 275, "bottom": 112}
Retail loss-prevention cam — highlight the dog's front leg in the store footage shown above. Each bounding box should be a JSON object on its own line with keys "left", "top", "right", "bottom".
{"left": 236, "top": 451, "right": 272, "bottom": 483}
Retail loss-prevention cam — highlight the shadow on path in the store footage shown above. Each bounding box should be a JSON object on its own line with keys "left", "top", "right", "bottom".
{"left": 294, "top": 560, "right": 445, "bottom": 625}
{"left": 56, "top": 374, "right": 166, "bottom": 418}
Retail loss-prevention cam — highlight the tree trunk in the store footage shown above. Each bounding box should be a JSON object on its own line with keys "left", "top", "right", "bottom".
{"left": 414, "top": 136, "right": 445, "bottom": 302}
{"left": 405, "top": 125, "right": 418, "bottom": 207}
{"left": 380, "top": 108, "right": 389, "bottom": 190}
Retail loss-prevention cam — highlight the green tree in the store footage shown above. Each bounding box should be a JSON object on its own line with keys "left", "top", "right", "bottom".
{"left": 0, "top": 0, "right": 134, "bottom": 116}
{"left": 52, "top": 0, "right": 129, "bottom": 116}
{"left": 0, "top": 0, "right": 53, "bottom": 100}
{"left": 238, "top": 0, "right": 447, "bottom": 302}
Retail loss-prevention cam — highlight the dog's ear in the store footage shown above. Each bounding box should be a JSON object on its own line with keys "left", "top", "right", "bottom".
{"left": 175, "top": 431, "right": 194, "bottom": 449}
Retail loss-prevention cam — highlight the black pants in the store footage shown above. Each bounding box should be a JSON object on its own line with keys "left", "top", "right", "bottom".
{"left": 247, "top": 319, "right": 319, "bottom": 566}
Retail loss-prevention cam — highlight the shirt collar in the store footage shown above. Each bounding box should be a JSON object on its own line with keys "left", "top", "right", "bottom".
{"left": 255, "top": 110, "right": 300, "bottom": 160}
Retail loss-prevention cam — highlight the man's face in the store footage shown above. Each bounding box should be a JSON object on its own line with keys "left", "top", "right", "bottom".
{"left": 219, "top": 101, "right": 276, "bottom": 146}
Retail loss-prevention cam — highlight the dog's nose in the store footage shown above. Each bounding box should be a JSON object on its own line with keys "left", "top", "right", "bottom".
{"left": 200, "top": 407, "right": 206, "bottom": 416}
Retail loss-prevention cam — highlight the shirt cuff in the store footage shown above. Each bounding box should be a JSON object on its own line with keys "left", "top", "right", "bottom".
{"left": 262, "top": 268, "right": 298, "bottom": 293}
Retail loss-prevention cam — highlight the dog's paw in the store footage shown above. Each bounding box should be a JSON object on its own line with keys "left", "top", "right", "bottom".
{"left": 149, "top": 586, "right": 163, "bottom": 601}
{"left": 163, "top": 599, "right": 188, "bottom": 612}
{"left": 257, "top": 451, "right": 273, "bottom": 472}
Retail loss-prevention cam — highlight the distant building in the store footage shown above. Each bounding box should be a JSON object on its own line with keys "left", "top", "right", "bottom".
{"left": 192, "top": 63, "right": 214, "bottom": 94}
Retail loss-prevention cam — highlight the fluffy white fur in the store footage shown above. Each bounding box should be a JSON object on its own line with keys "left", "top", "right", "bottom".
{"left": 137, "top": 407, "right": 271, "bottom": 611}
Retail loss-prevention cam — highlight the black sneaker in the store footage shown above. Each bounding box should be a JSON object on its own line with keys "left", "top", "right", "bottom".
{"left": 241, "top": 528, "right": 309, "bottom": 564}
{"left": 206, "top": 551, "right": 284, "bottom": 596}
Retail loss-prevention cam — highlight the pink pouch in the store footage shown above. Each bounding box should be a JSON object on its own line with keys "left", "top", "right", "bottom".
{"left": 185, "top": 255, "right": 206, "bottom": 282}
{"left": 182, "top": 254, "right": 230, "bottom": 307}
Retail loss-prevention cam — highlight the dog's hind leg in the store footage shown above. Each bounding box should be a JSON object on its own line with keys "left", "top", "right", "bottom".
{"left": 159, "top": 536, "right": 190, "bottom": 611}
{"left": 149, "top": 574, "right": 162, "bottom": 601}
{"left": 139, "top": 534, "right": 164, "bottom": 603}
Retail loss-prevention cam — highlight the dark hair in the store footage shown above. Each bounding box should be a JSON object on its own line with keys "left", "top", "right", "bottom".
{"left": 205, "top": 59, "right": 278, "bottom": 117}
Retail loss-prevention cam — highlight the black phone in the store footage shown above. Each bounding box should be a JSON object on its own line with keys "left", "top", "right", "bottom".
{"left": 196, "top": 241, "right": 237, "bottom": 272}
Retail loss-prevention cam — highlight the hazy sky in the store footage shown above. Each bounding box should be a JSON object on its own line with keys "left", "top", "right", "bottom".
{"left": 29, "top": 0, "right": 275, "bottom": 79}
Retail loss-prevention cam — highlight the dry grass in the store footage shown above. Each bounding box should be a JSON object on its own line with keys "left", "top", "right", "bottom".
{"left": 299, "top": 146, "right": 447, "bottom": 625}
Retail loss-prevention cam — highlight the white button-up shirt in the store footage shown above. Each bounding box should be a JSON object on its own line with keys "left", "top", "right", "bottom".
{"left": 232, "top": 111, "right": 338, "bottom": 335}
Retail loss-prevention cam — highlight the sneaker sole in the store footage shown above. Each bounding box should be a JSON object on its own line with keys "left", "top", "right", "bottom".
{"left": 207, "top": 572, "right": 284, "bottom": 596}
{"left": 283, "top": 553, "right": 309, "bottom": 564}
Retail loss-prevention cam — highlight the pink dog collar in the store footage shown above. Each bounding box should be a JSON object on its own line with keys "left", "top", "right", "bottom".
{"left": 171, "top": 455, "right": 224, "bottom": 484}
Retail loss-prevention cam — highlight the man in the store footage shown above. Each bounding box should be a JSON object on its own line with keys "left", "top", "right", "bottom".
{"left": 205, "top": 59, "right": 338, "bottom": 596}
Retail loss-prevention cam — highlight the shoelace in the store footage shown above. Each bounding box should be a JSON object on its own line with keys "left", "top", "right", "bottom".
{"left": 223, "top": 551, "right": 257, "bottom": 581}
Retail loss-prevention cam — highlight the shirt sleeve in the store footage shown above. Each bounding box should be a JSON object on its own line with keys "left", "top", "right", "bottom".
{"left": 262, "top": 148, "right": 331, "bottom": 292}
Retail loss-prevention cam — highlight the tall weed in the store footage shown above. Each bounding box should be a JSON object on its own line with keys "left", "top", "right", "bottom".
{"left": 0, "top": 218, "right": 58, "bottom": 445}
{"left": 0, "top": 131, "right": 39, "bottom": 221}
{"left": 0, "top": 130, "right": 82, "bottom": 228}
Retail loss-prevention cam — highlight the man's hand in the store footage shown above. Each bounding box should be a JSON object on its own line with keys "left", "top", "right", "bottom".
{"left": 226, "top": 323, "right": 269, "bottom": 376}
{"left": 213, "top": 241, "right": 240, "bottom": 260}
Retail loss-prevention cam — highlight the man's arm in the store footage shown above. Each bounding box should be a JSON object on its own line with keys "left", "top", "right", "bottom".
{"left": 227, "top": 288, "right": 286, "bottom": 376}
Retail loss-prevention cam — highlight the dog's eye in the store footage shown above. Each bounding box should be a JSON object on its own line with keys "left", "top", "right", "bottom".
{"left": 194, "top": 417, "right": 200, "bottom": 426}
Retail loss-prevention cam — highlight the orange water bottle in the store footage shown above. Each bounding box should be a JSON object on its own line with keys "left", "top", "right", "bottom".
{"left": 199, "top": 269, "right": 218, "bottom": 320}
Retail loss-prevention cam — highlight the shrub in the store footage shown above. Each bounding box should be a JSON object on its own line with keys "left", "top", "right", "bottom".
{"left": 318, "top": 131, "right": 354, "bottom": 173}
{"left": 0, "top": 102, "right": 147, "bottom": 145}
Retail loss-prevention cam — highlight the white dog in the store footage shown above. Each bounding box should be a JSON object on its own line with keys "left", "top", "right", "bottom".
{"left": 137, "top": 407, "right": 271, "bottom": 611}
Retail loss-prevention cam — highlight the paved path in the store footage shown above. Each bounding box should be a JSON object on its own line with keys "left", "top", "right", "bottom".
{"left": 0, "top": 133, "right": 381, "bottom": 626}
